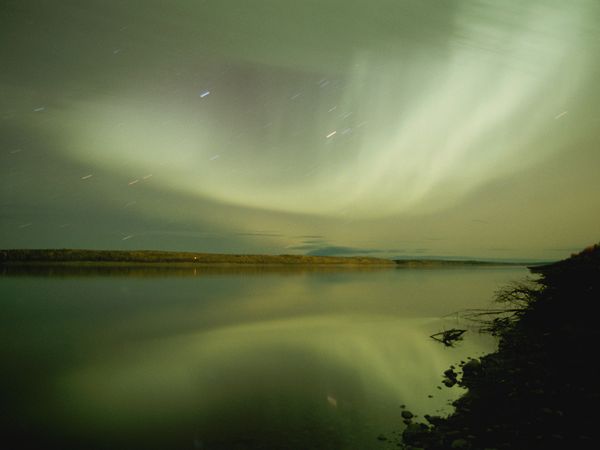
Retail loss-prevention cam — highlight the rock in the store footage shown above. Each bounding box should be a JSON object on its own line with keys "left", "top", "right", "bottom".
{"left": 444, "top": 368, "right": 458, "bottom": 379}
{"left": 401, "top": 410, "right": 414, "bottom": 419}
{"left": 424, "top": 415, "right": 444, "bottom": 426}
{"left": 462, "top": 359, "right": 482, "bottom": 378}
{"left": 402, "top": 423, "right": 429, "bottom": 445}
{"left": 443, "top": 378, "right": 457, "bottom": 387}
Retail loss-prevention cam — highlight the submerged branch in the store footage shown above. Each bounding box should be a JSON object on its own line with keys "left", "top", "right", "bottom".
{"left": 430, "top": 329, "right": 467, "bottom": 347}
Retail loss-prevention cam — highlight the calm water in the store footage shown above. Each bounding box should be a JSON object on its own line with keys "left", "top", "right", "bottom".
{"left": 1, "top": 265, "right": 528, "bottom": 449}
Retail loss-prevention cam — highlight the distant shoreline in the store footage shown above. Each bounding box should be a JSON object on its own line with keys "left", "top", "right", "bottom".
{"left": 393, "top": 259, "right": 547, "bottom": 268}
{"left": 0, "top": 249, "right": 394, "bottom": 266}
{"left": 0, "top": 249, "right": 544, "bottom": 268}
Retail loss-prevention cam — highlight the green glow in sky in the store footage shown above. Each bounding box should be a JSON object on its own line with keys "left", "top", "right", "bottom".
{"left": 1, "top": 1, "right": 599, "bottom": 259}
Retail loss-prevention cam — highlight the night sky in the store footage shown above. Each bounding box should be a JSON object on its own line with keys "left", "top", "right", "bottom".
{"left": 1, "top": 0, "right": 599, "bottom": 260}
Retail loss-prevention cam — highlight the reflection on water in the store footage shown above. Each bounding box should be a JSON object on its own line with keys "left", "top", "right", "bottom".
{"left": 0, "top": 266, "right": 526, "bottom": 449}
{"left": 0, "top": 263, "right": 394, "bottom": 278}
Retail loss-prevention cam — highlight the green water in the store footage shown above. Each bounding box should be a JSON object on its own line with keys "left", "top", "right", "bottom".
{"left": 0, "top": 266, "right": 527, "bottom": 449}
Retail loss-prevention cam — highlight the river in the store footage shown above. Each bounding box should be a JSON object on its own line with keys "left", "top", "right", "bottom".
{"left": 0, "top": 265, "right": 528, "bottom": 449}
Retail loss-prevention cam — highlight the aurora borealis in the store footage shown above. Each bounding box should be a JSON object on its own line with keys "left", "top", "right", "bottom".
{"left": 1, "top": 0, "right": 599, "bottom": 259}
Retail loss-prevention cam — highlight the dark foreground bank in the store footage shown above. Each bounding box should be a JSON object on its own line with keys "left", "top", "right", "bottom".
{"left": 401, "top": 244, "right": 600, "bottom": 449}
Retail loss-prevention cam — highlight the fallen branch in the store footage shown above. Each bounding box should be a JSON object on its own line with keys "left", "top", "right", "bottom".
{"left": 430, "top": 328, "right": 467, "bottom": 347}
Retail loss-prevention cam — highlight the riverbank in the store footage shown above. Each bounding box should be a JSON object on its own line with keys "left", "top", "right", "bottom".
{"left": 401, "top": 244, "right": 600, "bottom": 449}
{"left": 0, "top": 249, "right": 394, "bottom": 266}
{"left": 393, "top": 259, "right": 542, "bottom": 268}
{"left": 0, "top": 249, "right": 542, "bottom": 270}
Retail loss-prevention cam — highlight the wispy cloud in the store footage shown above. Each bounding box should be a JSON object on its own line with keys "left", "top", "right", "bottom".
{"left": 305, "top": 246, "right": 385, "bottom": 257}
{"left": 235, "top": 231, "right": 283, "bottom": 238}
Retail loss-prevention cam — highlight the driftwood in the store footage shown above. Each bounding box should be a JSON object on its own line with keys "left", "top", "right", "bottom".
{"left": 430, "top": 328, "right": 467, "bottom": 347}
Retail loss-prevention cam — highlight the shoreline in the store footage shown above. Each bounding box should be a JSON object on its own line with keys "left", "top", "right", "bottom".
{"left": 0, "top": 249, "right": 540, "bottom": 268}
{"left": 0, "top": 248, "right": 394, "bottom": 266}
{"left": 399, "top": 244, "right": 600, "bottom": 449}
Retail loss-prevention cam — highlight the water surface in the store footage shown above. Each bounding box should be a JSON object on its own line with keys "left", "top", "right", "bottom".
{"left": 0, "top": 265, "right": 527, "bottom": 449}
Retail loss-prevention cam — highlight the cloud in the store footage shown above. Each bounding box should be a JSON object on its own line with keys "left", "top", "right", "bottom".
{"left": 235, "top": 232, "right": 283, "bottom": 238}
{"left": 294, "top": 235, "right": 325, "bottom": 240}
{"left": 305, "top": 246, "right": 385, "bottom": 257}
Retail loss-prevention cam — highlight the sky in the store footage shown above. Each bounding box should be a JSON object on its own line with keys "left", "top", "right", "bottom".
{"left": 1, "top": 0, "right": 599, "bottom": 260}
